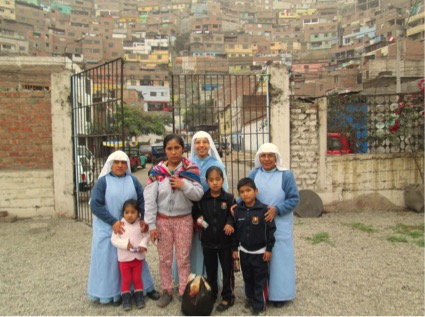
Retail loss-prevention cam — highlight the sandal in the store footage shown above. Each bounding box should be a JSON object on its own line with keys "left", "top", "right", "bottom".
{"left": 216, "top": 299, "right": 234, "bottom": 312}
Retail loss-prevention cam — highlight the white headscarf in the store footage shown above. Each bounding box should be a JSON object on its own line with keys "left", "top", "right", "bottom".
{"left": 254, "top": 143, "right": 287, "bottom": 171}
{"left": 190, "top": 131, "right": 221, "bottom": 161}
{"left": 98, "top": 150, "right": 131, "bottom": 179}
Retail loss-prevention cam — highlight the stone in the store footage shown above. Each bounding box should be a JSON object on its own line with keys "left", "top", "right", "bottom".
{"left": 29, "top": 223, "right": 50, "bottom": 234}
{"left": 294, "top": 190, "right": 323, "bottom": 218}
{"left": 0, "top": 211, "right": 18, "bottom": 223}
{"left": 404, "top": 184, "right": 424, "bottom": 213}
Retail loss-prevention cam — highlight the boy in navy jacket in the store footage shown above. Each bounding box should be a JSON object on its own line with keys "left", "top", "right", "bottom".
{"left": 232, "top": 177, "right": 276, "bottom": 315}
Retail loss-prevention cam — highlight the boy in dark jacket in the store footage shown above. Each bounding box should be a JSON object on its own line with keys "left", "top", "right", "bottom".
{"left": 232, "top": 177, "right": 276, "bottom": 315}
{"left": 192, "top": 166, "right": 236, "bottom": 312}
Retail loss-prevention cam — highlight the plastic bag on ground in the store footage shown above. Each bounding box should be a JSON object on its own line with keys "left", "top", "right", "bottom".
{"left": 181, "top": 273, "right": 213, "bottom": 316}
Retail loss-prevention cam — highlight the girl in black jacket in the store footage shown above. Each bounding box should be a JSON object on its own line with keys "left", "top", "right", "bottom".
{"left": 192, "top": 166, "right": 236, "bottom": 312}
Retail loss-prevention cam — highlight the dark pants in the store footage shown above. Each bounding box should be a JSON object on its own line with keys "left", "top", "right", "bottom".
{"left": 240, "top": 250, "right": 269, "bottom": 311}
{"left": 203, "top": 246, "right": 234, "bottom": 302}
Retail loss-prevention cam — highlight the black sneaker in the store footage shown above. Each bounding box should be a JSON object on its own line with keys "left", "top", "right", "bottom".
{"left": 252, "top": 308, "right": 266, "bottom": 316}
{"left": 146, "top": 289, "right": 161, "bottom": 300}
{"left": 216, "top": 298, "right": 234, "bottom": 312}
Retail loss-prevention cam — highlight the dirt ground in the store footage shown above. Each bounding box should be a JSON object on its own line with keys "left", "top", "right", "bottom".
{"left": 0, "top": 209, "right": 423, "bottom": 316}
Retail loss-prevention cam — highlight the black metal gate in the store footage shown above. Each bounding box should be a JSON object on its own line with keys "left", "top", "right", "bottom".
{"left": 71, "top": 58, "right": 124, "bottom": 224}
{"left": 171, "top": 73, "right": 271, "bottom": 193}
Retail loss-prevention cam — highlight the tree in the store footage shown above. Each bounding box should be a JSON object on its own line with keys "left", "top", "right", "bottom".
{"left": 121, "top": 105, "right": 172, "bottom": 139}
{"left": 174, "top": 32, "right": 190, "bottom": 55}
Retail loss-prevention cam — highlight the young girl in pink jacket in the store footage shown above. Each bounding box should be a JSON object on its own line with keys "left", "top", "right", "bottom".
{"left": 111, "top": 199, "right": 150, "bottom": 311}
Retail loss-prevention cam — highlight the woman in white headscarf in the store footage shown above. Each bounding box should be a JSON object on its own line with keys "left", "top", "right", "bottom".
{"left": 172, "top": 131, "right": 229, "bottom": 284}
{"left": 248, "top": 143, "right": 299, "bottom": 307}
{"left": 189, "top": 131, "right": 228, "bottom": 192}
{"left": 87, "top": 150, "right": 160, "bottom": 305}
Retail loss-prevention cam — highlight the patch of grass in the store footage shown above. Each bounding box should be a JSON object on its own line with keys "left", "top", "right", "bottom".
{"left": 343, "top": 222, "right": 377, "bottom": 233}
{"left": 386, "top": 235, "right": 408, "bottom": 243}
{"left": 305, "top": 232, "right": 334, "bottom": 246}
{"left": 414, "top": 238, "right": 425, "bottom": 247}
{"left": 392, "top": 224, "right": 424, "bottom": 236}
{"left": 387, "top": 223, "right": 424, "bottom": 247}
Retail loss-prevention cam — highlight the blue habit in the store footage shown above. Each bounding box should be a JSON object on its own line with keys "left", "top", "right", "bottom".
{"left": 87, "top": 174, "right": 155, "bottom": 303}
{"left": 249, "top": 168, "right": 299, "bottom": 301}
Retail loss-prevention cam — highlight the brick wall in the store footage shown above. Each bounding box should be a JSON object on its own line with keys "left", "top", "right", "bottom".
{"left": 0, "top": 90, "right": 53, "bottom": 170}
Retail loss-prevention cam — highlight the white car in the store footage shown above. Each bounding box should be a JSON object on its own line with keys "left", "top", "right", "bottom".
{"left": 77, "top": 145, "right": 95, "bottom": 171}
{"left": 76, "top": 146, "right": 95, "bottom": 191}
{"left": 77, "top": 155, "right": 94, "bottom": 191}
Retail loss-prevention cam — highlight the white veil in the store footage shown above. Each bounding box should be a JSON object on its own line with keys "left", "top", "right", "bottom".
{"left": 254, "top": 143, "right": 287, "bottom": 171}
{"left": 98, "top": 150, "right": 131, "bottom": 179}
{"left": 189, "top": 131, "right": 221, "bottom": 161}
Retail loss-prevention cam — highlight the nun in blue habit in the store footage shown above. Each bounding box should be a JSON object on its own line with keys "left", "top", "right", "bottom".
{"left": 87, "top": 150, "right": 159, "bottom": 305}
{"left": 248, "top": 143, "right": 299, "bottom": 307}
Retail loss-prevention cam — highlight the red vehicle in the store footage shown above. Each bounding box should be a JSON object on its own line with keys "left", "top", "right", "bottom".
{"left": 327, "top": 133, "right": 352, "bottom": 154}
{"left": 123, "top": 145, "right": 147, "bottom": 172}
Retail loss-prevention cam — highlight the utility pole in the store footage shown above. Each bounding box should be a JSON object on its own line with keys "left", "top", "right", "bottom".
{"left": 396, "top": 38, "right": 401, "bottom": 93}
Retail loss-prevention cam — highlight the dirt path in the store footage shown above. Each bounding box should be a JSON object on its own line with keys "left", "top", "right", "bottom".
{"left": 0, "top": 210, "right": 423, "bottom": 316}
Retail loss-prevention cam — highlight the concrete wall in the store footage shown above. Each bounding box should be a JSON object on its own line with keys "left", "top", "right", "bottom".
{"left": 322, "top": 153, "right": 424, "bottom": 207}
{"left": 267, "top": 67, "right": 424, "bottom": 208}
{"left": 51, "top": 71, "right": 75, "bottom": 218}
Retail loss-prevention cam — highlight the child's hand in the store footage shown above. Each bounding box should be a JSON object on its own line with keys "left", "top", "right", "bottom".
{"left": 138, "top": 247, "right": 147, "bottom": 252}
{"left": 223, "top": 224, "right": 234, "bottom": 235}
{"left": 263, "top": 251, "right": 272, "bottom": 262}
{"left": 127, "top": 241, "right": 134, "bottom": 250}
{"left": 232, "top": 251, "right": 239, "bottom": 259}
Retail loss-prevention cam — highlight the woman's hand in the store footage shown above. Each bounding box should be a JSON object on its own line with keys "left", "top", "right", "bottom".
{"left": 223, "top": 224, "right": 234, "bottom": 235}
{"left": 150, "top": 229, "right": 159, "bottom": 245}
{"left": 263, "top": 251, "right": 272, "bottom": 262}
{"left": 140, "top": 220, "right": 149, "bottom": 233}
{"left": 112, "top": 220, "right": 125, "bottom": 234}
{"left": 230, "top": 204, "right": 237, "bottom": 217}
{"left": 169, "top": 175, "right": 184, "bottom": 190}
{"left": 265, "top": 206, "right": 276, "bottom": 222}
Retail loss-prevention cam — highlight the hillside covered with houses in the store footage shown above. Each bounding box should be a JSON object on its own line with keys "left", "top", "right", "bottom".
{"left": 0, "top": 0, "right": 423, "bottom": 108}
